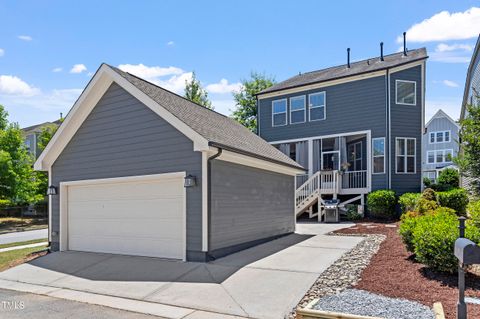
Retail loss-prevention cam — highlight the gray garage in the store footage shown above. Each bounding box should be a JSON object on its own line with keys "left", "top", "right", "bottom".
{"left": 35, "top": 64, "right": 304, "bottom": 262}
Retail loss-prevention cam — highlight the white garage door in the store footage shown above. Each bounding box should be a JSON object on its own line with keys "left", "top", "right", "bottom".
{"left": 66, "top": 175, "right": 184, "bottom": 259}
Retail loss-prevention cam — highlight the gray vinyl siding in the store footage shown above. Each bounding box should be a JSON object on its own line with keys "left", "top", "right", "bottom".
{"left": 209, "top": 160, "right": 295, "bottom": 251}
{"left": 422, "top": 117, "right": 459, "bottom": 172}
{"left": 258, "top": 75, "right": 388, "bottom": 191}
{"left": 390, "top": 65, "right": 423, "bottom": 194}
{"left": 50, "top": 83, "right": 203, "bottom": 253}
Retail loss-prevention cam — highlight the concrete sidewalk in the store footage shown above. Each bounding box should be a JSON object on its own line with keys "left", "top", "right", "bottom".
{"left": 0, "top": 242, "right": 48, "bottom": 253}
{"left": 0, "top": 222, "right": 361, "bottom": 319}
{"left": 0, "top": 229, "right": 48, "bottom": 245}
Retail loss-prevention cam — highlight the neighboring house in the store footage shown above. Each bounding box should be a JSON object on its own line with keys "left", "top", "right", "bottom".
{"left": 22, "top": 119, "right": 62, "bottom": 158}
{"left": 256, "top": 44, "right": 427, "bottom": 218}
{"left": 34, "top": 64, "right": 305, "bottom": 262}
{"left": 422, "top": 109, "right": 459, "bottom": 183}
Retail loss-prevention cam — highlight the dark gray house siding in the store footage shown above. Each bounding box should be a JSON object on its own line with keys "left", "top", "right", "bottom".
{"left": 209, "top": 160, "right": 295, "bottom": 255}
{"left": 50, "top": 83, "right": 203, "bottom": 255}
{"left": 390, "top": 65, "right": 423, "bottom": 193}
{"left": 258, "top": 75, "right": 389, "bottom": 191}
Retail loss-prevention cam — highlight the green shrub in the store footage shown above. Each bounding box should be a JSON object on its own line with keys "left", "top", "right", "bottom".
{"left": 421, "top": 188, "right": 437, "bottom": 201}
{"left": 367, "top": 190, "right": 397, "bottom": 219}
{"left": 412, "top": 207, "right": 480, "bottom": 273}
{"left": 399, "top": 193, "right": 421, "bottom": 213}
{"left": 0, "top": 199, "right": 11, "bottom": 209}
{"left": 468, "top": 200, "right": 480, "bottom": 228}
{"left": 437, "top": 168, "right": 460, "bottom": 190}
{"left": 423, "top": 177, "right": 433, "bottom": 188}
{"left": 345, "top": 204, "right": 362, "bottom": 221}
{"left": 437, "top": 188, "right": 469, "bottom": 216}
{"left": 399, "top": 211, "right": 420, "bottom": 252}
{"left": 415, "top": 198, "right": 439, "bottom": 215}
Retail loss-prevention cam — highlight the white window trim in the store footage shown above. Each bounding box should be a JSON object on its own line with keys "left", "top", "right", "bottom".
{"left": 395, "top": 80, "right": 417, "bottom": 106}
{"left": 289, "top": 95, "right": 306, "bottom": 124}
{"left": 395, "top": 137, "right": 416, "bottom": 174}
{"left": 372, "top": 137, "right": 385, "bottom": 174}
{"left": 272, "top": 98, "right": 287, "bottom": 127}
{"left": 429, "top": 130, "right": 451, "bottom": 144}
{"left": 308, "top": 91, "right": 326, "bottom": 122}
{"left": 427, "top": 150, "right": 435, "bottom": 164}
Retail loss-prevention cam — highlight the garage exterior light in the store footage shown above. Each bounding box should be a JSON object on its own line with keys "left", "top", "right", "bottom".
{"left": 184, "top": 175, "right": 196, "bottom": 187}
{"left": 47, "top": 185, "right": 58, "bottom": 196}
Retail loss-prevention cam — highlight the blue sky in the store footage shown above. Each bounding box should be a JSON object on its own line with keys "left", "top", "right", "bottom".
{"left": 0, "top": 0, "right": 479, "bottom": 127}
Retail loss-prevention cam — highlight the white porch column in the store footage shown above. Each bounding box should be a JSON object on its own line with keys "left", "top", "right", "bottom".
{"left": 308, "top": 139, "right": 313, "bottom": 176}
{"left": 367, "top": 130, "right": 372, "bottom": 191}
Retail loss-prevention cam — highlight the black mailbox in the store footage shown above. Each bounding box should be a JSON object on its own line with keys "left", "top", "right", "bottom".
{"left": 454, "top": 238, "right": 480, "bottom": 265}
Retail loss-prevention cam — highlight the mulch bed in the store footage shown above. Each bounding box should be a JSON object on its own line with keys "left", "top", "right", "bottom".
{"left": 334, "top": 220, "right": 480, "bottom": 319}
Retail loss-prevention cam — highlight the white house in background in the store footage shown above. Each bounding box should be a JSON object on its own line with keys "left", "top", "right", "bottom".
{"left": 422, "top": 109, "right": 459, "bottom": 182}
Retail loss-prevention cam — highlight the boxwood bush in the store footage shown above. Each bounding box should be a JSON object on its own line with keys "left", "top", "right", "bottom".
{"left": 399, "top": 211, "right": 420, "bottom": 252}
{"left": 468, "top": 200, "right": 480, "bottom": 228}
{"left": 398, "top": 193, "right": 421, "bottom": 213}
{"left": 437, "top": 188, "right": 469, "bottom": 216}
{"left": 367, "top": 190, "right": 397, "bottom": 219}
{"left": 412, "top": 208, "right": 480, "bottom": 273}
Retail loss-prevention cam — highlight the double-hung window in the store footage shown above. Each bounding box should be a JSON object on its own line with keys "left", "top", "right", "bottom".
{"left": 309, "top": 92, "right": 326, "bottom": 121}
{"left": 428, "top": 149, "right": 453, "bottom": 163}
{"left": 272, "top": 99, "right": 287, "bottom": 126}
{"left": 372, "top": 137, "right": 385, "bottom": 174}
{"left": 429, "top": 131, "right": 451, "bottom": 143}
{"left": 396, "top": 80, "right": 416, "bottom": 105}
{"left": 290, "top": 96, "right": 306, "bottom": 124}
{"left": 396, "top": 138, "right": 416, "bottom": 174}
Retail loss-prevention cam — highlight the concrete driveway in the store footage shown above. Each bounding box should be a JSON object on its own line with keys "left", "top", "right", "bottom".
{"left": 0, "top": 222, "right": 362, "bottom": 319}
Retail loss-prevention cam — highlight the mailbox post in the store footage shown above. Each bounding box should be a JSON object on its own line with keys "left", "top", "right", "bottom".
{"left": 454, "top": 217, "right": 480, "bottom": 319}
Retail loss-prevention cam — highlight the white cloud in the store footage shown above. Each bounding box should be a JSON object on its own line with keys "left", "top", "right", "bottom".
{"left": 206, "top": 79, "right": 242, "bottom": 94}
{"left": 398, "top": 7, "right": 480, "bottom": 43}
{"left": 436, "top": 43, "right": 474, "bottom": 52}
{"left": 0, "top": 49, "right": 4, "bottom": 57}
{"left": 0, "top": 88, "right": 82, "bottom": 113}
{"left": 18, "top": 35, "right": 32, "bottom": 41}
{"left": 442, "top": 80, "right": 459, "bottom": 88}
{"left": 210, "top": 99, "right": 236, "bottom": 116}
{"left": 0, "top": 75, "right": 40, "bottom": 96}
{"left": 70, "top": 64, "right": 87, "bottom": 74}
{"left": 167, "top": 41, "right": 175, "bottom": 46}
{"left": 430, "top": 52, "right": 471, "bottom": 63}
{"left": 52, "top": 67, "right": 62, "bottom": 73}
{"left": 118, "top": 63, "right": 190, "bottom": 93}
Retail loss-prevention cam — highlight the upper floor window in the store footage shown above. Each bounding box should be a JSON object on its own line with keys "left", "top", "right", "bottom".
{"left": 396, "top": 137, "right": 416, "bottom": 174}
{"left": 290, "top": 96, "right": 306, "bottom": 124}
{"left": 396, "top": 80, "right": 416, "bottom": 105}
{"left": 25, "top": 139, "right": 31, "bottom": 151}
{"left": 309, "top": 92, "right": 326, "bottom": 121}
{"left": 272, "top": 99, "right": 287, "bottom": 127}
{"left": 372, "top": 137, "right": 385, "bottom": 174}
{"left": 429, "top": 130, "right": 451, "bottom": 144}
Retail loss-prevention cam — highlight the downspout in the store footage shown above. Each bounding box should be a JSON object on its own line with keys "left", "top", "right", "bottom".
{"left": 387, "top": 68, "right": 391, "bottom": 189}
{"left": 207, "top": 147, "right": 222, "bottom": 260}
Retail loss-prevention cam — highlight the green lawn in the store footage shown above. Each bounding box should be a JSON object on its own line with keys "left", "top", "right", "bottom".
{"left": 0, "top": 238, "right": 48, "bottom": 249}
{"left": 0, "top": 245, "right": 48, "bottom": 271}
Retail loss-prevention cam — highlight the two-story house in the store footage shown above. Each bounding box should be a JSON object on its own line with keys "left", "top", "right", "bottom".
{"left": 256, "top": 44, "right": 427, "bottom": 219}
{"left": 22, "top": 118, "right": 62, "bottom": 158}
{"left": 422, "top": 109, "right": 459, "bottom": 183}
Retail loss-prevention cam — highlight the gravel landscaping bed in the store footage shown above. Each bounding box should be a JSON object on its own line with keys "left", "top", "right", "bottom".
{"left": 289, "top": 233, "right": 385, "bottom": 318}
{"left": 313, "top": 289, "right": 435, "bottom": 319}
{"left": 335, "top": 221, "right": 480, "bottom": 319}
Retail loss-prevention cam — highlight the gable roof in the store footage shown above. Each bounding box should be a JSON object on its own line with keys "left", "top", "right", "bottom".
{"left": 425, "top": 109, "right": 459, "bottom": 129}
{"left": 258, "top": 48, "right": 428, "bottom": 95}
{"left": 35, "top": 64, "right": 303, "bottom": 172}
{"left": 461, "top": 34, "right": 480, "bottom": 120}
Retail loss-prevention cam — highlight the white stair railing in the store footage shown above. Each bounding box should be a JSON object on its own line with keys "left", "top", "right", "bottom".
{"left": 295, "top": 171, "right": 321, "bottom": 208}
{"left": 320, "top": 170, "right": 338, "bottom": 193}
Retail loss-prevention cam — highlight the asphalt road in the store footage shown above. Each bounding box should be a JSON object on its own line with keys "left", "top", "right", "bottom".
{"left": 0, "top": 229, "right": 48, "bottom": 245}
{"left": 0, "top": 288, "right": 161, "bottom": 319}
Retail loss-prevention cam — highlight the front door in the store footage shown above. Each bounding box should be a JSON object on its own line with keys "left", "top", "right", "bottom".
{"left": 348, "top": 141, "right": 363, "bottom": 171}
{"left": 322, "top": 151, "right": 340, "bottom": 170}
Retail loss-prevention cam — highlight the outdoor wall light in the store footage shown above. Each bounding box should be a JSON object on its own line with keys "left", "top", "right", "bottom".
{"left": 184, "top": 175, "right": 196, "bottom": 187}
{"left": 47, "top": 185, "right": 58, "bottom": 196}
